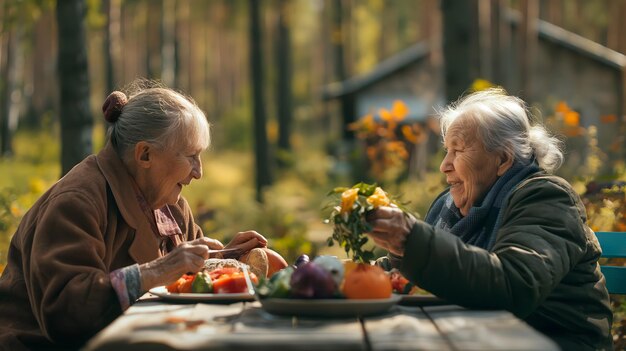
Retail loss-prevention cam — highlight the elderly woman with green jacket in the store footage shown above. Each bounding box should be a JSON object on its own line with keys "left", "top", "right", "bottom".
{"left": 368, "top": 88, "right": 613, "bottom": 350}
{"left": 0, "top": 81, "right": 286, "bottom": 350}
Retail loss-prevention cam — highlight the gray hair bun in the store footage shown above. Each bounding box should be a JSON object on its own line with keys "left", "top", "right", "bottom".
{"left": 102, "top": 91, "right": 128, "bottom": 123}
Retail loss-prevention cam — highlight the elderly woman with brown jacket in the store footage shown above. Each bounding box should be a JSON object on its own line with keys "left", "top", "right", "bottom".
{"left": 369, "top": 88, "right": 613, "bottom": 350}
{"left": 0, "top": 81, "right": 287, "bottom": 350}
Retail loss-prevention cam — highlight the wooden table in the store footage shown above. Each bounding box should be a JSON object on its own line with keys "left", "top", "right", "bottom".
{"left": 83, "top": 296, "right": 559, "bottom": 351}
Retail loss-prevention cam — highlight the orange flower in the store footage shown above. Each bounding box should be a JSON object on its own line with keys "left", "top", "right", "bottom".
{"left": 386, "top": 141, "right": 409, "bottom": 160}
{"left": 367, "top": 187, "right": 390, "bottom": 207}
{"left": 379, "top": 108, "right": 393, "bottom": 123}
{"left": 362, "top": 114, "right": 377, "bottom": 132}
{"left": 340, "top": 188, "right": 359, "bottom": 214}
{"left": 401, "top": 125, "right": 418, "bottom": 143}
{"left": 555, "top": 101, "right": 570, "bottom": 114}
{"left": 563, "top": 111, "right": 580, "bottom": 126}
{"left": 391, "top": 100, "right": 408, "bottom": 121}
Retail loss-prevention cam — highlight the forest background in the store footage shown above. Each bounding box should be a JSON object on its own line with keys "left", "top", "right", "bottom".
{"left": 1, "top": 0, "right": 626, "bottom": 346}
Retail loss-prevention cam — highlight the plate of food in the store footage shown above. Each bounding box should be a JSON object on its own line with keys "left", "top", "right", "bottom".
{"left": 149, "top": 286, "right": 255, "bottom": 302}
{"left": 387, "top": 268, "right": 446, "bottom": 306}
{"left": 149, "top": 259, "right": 257, "bottom": 303}
{"left": 254, "top": 254, "right": 403, "bottom": 318}
{"left": 258, "top": 295, "right": 401, "bottom": 318}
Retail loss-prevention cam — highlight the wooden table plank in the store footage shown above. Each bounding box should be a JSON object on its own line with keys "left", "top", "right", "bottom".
{"left": 83, "top": 299, "right": 561, "bottom": 351}
{"left": 363, "top": 306, "right": 452, "bottom": 351}
{"left": 83, "top": 301, "right": 246, "bottom": 351}
{"left": 222, "top": 303, "right": 366, "bottom": 351}
{"left": 423, "top": 305, "right": 559, "bottom": 351}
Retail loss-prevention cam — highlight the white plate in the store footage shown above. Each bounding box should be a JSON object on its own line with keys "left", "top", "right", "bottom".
{"left": 258, "top": 295, "right": 401, "bottom": 318}
{"left": 149, "top": 286, "right": 255, "bottom": 302}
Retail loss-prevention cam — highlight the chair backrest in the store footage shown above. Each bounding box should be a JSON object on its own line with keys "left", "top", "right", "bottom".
{"left": 595, "top": 231, "right": 626, "bottom": 294}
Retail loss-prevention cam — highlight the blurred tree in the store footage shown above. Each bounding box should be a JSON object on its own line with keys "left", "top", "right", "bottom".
{"left": 103, "top": 0, "right": 121, "bottom": 94}
{"left": 176, "top": 0, "right": 190, "bottom": 93}
{"left": 0, "top": 27, "right": 14, "bottom": 157}
{"left": 332, "top": 0, "right": 354, "bottom": 140}
{"left": 57, "top": 0, "right": 92, "bottom": 175}
{"left": 518, "top": 0, "right": 538, "bottom": 100}
{"left": 25, "top": 10, "right": 57, "bottom": 129}
{"left": 0, "top": 31, "right": 13, "bottom": 156}
{"left": 441, "top": 0, "right": 474, "bottom": 102}
{"left": 249, "top": 0, "right": 272, "bottom": 202}
{"left": 1, "top": 15, "right": 23, "bottom": 157}
{"left": 161, "top": 0, "right": 176, "bottom": 88}
{"left": 491, "top": 0, "right": 510, "bottom": 85}
{"left": 477, "top": 0, "right": 493, "bottom": 80}
{"left": 145, "top": 0, "right": 161, "bottom": 80}
{"left": 275, "top": 0, "right": 292, "bottom": 167}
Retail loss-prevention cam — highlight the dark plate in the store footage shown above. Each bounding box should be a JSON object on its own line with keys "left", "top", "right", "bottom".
{"left": 258, "top": 295, "right": 401, "bottom": 318}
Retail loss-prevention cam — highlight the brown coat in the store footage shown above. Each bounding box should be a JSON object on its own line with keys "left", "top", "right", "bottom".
{"left": 0, "top": 143, "right": 202, "bottom": 350}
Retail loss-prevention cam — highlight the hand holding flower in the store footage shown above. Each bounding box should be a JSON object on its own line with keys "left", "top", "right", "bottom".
{"left": 366, "top": 206, "right": 417, "bottom": 257}
{"left": 326, "top": 182, "right": 416, "bottom": 262}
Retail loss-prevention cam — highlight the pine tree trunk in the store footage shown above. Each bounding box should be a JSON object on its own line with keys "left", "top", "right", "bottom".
{"left": 0, "top": 29, "right": 13, "bottom": 157}
{"left": 441, "top": 0, "right": 474, "bottom": 102}
{"left": 249, "top": 0, "right": 272, "bottom": 202}
{"left": 161, "top": 0, "right": 177, "bottom": 87}
{"left": 332, "top": 0, "right": 354, "bottom": 140}
{"left": 57, "top": 0, "right": 92, "bottom": 175}
{"left": 518, "top": 0, "right": 538, "bottom": 100}
{"left": 275, "top": 0, "right": 292, "bottom": 166}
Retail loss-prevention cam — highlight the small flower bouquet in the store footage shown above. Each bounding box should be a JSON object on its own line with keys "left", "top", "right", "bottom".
{"left": 325, "top": 182, "right": 399, "bottom": 263}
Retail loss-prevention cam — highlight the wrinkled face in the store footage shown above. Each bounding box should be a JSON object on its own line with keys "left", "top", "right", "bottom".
{"left": 143, "top": 142, "right": 203, "bottom": 209}
{"left": 439, "top": 120, "right": 504, "bottom": 216}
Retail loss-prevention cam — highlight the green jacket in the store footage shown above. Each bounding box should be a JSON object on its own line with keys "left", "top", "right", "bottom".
{"left": 396, "top": 172, "right": 613, "bottom": 350}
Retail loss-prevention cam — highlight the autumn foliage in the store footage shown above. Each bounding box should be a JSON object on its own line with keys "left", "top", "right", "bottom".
{"left": 349, "top": 100, "right": 425, "bottom": 181}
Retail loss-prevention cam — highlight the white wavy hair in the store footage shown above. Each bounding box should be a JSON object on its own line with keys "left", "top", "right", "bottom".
{"left": 438, "top": 88, "right": 563, "bottom": 173}
{"left": 108, "top": 80, "right": 210, "bottom": 162}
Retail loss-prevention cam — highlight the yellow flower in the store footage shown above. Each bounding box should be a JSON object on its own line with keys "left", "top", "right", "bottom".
{"left": 367, "top": 187, "right": 390, "bottom": 207}
{"left": 470, "top": 78, "right": 495, "bottom": 92}
{"left": 340, "top": 188, "right": 359, "bottom": 213}
{"left": 29, "top": 178, "right": 46, "bottom": 194}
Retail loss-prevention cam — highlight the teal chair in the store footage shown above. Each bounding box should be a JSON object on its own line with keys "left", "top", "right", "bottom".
{"left": 595, "top": 231, "right": 626, "bottom": 294}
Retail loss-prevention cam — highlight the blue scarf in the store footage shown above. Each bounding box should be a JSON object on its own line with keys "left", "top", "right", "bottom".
{"left": 425, "top": 160, "right": 540, "bottom": 250}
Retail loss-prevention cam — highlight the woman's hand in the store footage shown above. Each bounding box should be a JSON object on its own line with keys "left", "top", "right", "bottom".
{"left": 139, "top": 237, "right": 224, "bottom": 290}
{"left": 224, "top": 230, "right": 268, "bottom": 254}
{"left": 366, "top": 206, "right": 417, "bottom": 257}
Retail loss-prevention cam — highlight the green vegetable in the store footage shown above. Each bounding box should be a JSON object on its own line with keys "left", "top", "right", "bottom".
{"left": 257, "top": 267, "right": 294, "bottom": 298}
{"left": 192, "top": 271, "right": 213, "bottom": 293}
{"left": 268, "top": 266, "right": 293, "bottom": 298}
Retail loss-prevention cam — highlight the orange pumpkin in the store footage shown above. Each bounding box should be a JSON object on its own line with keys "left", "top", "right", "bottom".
{"left": 342, "top": 263, "right": 392, "bottom": 299}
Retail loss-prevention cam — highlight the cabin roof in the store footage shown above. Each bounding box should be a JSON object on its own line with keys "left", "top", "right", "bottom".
{"left": 322, "top": 10, "right": 626, "bottom": 101}
{"left": 321, "top": 42, "right": 431, "bottom": 100}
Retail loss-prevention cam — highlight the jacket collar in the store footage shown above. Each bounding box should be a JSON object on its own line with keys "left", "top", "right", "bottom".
{"left": 96, "top": 142, "right": 160, "bottom": 263}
